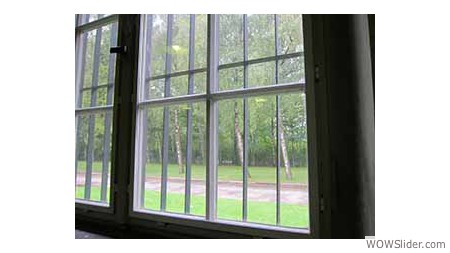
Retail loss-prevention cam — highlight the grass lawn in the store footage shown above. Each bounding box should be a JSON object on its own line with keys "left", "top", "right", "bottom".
{"left": 76, "top": 186, "right": 309, "bottom": 228}
{"left": 77, "top": 162, "right": 308, "bottom": 184}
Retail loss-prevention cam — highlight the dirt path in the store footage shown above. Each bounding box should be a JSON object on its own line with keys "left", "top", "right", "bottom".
{"left": 76, "top": 173, "right": 308, "bottom": 205}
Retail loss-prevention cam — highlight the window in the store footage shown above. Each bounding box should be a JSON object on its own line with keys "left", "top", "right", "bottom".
{"left": 75, "top": 15, "right": 118, "bottom": 205}
{"left": 133, "top": 14, "right": 208, "bottom": 217}
{"left": 133, "top": 14, "right": 309, "bottom": 231}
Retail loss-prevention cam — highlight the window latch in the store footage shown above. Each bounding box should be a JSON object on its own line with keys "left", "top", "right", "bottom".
{"left": 110, "top": 46, "right": 127, "bottom": 54}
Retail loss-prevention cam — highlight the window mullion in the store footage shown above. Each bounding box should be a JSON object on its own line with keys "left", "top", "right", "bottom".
{"left": 161, "top": 14, "right": 174, "bottom": 211}
{"left": 206, "top": 14, "right": 219, "bottom": 221}
{"left": 242, "top": 14, "right": 249, "bottom": 222}
{"left": 274, "top": 14, "right": 281, "bottom": 225}
{"left": 135, "top": 14, "right": 153, "bottom": 210}
{"left": 185, "top": 14, "right": 196, "bottom": 214}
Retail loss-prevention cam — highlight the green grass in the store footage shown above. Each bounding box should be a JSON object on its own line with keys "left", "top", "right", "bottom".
{"left": 77, "top": 162, "right": 308, "bottom": 184}
{"left": 76, "top": 186, "right": 309, "bottom": 228}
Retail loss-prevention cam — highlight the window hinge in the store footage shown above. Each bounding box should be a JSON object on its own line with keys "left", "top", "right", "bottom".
{"left": 314, "top": 65, "right": 320, "bottom": 82}
{"left": 320, "top": 195, "right": 325, "bottom": 212}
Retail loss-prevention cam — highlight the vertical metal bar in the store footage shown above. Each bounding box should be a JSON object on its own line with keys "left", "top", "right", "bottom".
{"left": 274, "top": 14, "right": 281, "bottom": 225}
{"left": 185, "top": 14, "right": 195, "bottom": 214}
{"left": 206, "top": 14, "right": 219, "bottom": 220}
{"left": 85, "top": 20, "right": 103, "bottom": 200}
{"left": 139, "top": 15, "right": 153, "bottom": 209}
{"left": 75, "top": 14, "right": 89, "bottom": 188}
{"left": 161, "top": 14, "right": 174, "bottom": 211}
{"left": 100, "top": 22, "right": 118, "bottom": 202}
{"left": 242, "top": 14, "right": 249, "bottom": 221}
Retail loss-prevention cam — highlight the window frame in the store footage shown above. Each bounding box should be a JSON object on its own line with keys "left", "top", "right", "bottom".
{"left": 75, "top": 14, "right": 321, "bottom": 239}
{"left": 75, "top": 14, "right": 120, "bottom": 213}
{"left": 129, "top": 14, "right": 320, "bottom": 238}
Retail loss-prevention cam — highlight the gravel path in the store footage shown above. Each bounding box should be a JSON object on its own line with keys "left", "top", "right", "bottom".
{"left": 76, "top": 173, "right": 308, "bottom": 205}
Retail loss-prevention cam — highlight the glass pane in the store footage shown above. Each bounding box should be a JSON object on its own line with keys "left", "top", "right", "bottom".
{"left": 194, "top": 72, "right": 206, "bottom": 94}
{"left": 143, "top": 106, "right": 164, "bottom": 210}
{"left": 248, "top": 14, "right": 275, "bottom": 60}
{"left": 75, "top": 111, "right": 113, "bottom": 203}
{"left": 75, "top": 21, "right": 117, "bottom": 205}
{"left": 96, "top": 87, "right": 110, "bottom": 106}
{"left": 217, "top": 99, "right": 243, "bottom": 222}
{"left": 142, "top": 15, "right": 207, "bottom": 100}
{"left": 248, "top": 61, "right": 276, "bottom": 88}
{"left": 278, "top": 15, "right": 304, "bottom": 55}
{"left": 280, "top": 93, "right": 309, "bottom": 228}
{"left": 247, "top": 96, "right": 277, "bottom": 225}
{"left": 172, "top": 15, "right": 190, "bottom": 72}
{"left": 78, "top": 22, "right": 117, "bottom": 107}
{"left": 139, "top": 103, "right": 206, "bottom": 217}
{"left": 279, "top": 56, "right": 305, "bottom": 84}
{"left": 170, "top": 76, "right": 188, "bottom": 97}
{"left": 219, "top": 67, "right": 243, "bottom": 91}
{"left": 149, "top": 14, "right": 168, "bottom": 78}
{"left": 219, "top": 15, "right": 243, "bottom": 65}
{"left": 81, "top": 29, "right": 95, "bottom": 89}
{"left": 149, "top": 79, "right": 165, "bottom": 99}
{"left": 194, "top": 15, "right": 208, "bottom": 69}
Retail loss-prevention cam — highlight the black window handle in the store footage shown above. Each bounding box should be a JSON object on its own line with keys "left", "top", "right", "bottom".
{"left": 110, "top": 46, "right": 127, "bottom": 54}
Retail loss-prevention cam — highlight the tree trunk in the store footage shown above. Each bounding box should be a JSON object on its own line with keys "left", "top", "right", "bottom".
{"left": 234, "top": 102, "right": 244, "bottom": 166}
{"left": 234, "top": 102, "right": 251, "bottom": 178}
{"left": 197, "top": 119, "right": 205, "bottom": 162}
{"left": 174, "top": 109, "right": 184, "bottom": 174}
{"left": 279, "top": 119, "right": 292, "bottom": 180}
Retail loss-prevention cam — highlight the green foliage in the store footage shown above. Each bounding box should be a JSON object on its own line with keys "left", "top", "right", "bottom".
{"left": 77, "top": 14, "right": 307, "bottom": 178}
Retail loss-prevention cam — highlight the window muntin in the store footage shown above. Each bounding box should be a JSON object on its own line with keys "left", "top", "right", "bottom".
{"left": 75, "top": 15, "right": 118, "bottom": 205}
{"left": 134, "top": 14, "right": 309, "bottom": 230}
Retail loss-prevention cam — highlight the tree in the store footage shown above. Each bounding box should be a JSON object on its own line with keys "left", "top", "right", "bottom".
{"left": 78, "top": 14, "right": 307, "bottom": 182}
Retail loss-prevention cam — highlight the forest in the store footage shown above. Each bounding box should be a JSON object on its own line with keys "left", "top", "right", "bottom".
{"left": 76, "top": 14, "right": 307, "bottom": 184}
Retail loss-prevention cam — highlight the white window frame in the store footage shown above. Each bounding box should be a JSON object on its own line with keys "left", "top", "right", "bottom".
{"left": 75, "top": 14, "right": 120, "bottom": 213}
{"left": 129, "top": 14, "right": 320, "bottom": 238}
